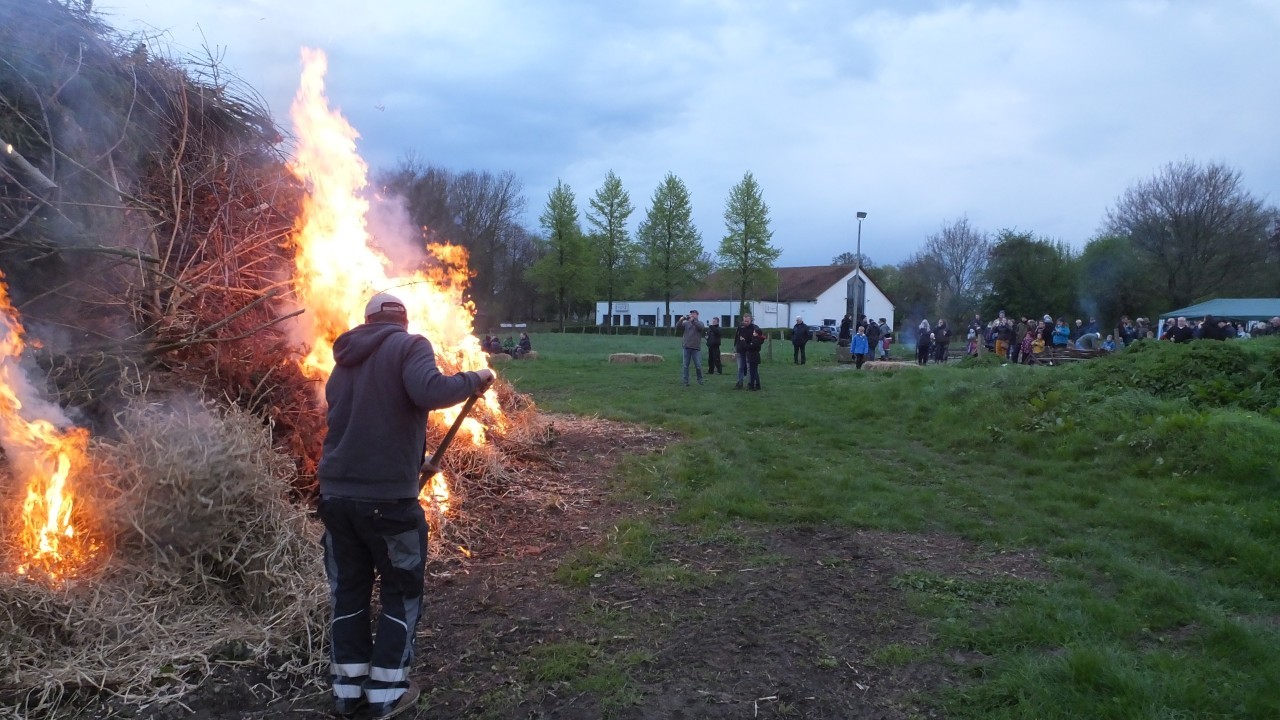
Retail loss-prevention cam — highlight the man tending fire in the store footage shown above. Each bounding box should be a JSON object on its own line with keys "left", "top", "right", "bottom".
{"left": 317, "top": 291, "right": 493, "bottom": 718}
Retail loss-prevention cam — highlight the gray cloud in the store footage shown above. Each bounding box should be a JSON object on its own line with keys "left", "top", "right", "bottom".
{"left": 102, "top": 0, "right": 1280, "bottom": 265}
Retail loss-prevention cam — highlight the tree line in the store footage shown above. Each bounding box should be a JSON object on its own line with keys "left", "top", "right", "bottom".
{"left": 382, "top": 157, "right": 1278, "bottom": 332}
{"left": 380, "top": 162, "right": 780, "bottom": 330}
{"left": 865, "top": 160, "right": 1279, "bottom": 328}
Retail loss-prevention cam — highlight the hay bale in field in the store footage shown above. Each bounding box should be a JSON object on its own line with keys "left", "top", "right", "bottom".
{"left": 721, "top": 352, "right": 736, "bottom": 363}
{"left": 609, "top": 353, "right": 638, "bottom": 363}
{"left": 863, "top": 360, "right": 918, "bottom": 371}
{"left": 488, "top": 352, "right": 512, "bottom": 363}
{"left": 634, "top": 354, "right": 665, "bottom": 364}
{"left": 523, "top": 351, "right": 538, "bottom": 360}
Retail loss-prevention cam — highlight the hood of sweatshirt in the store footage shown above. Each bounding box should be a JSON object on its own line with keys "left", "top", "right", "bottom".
{"left": 332, "top": 322, "right": 406, "bottom": 367}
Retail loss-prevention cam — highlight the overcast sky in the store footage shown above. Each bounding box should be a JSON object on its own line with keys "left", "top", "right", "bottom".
{"left": 101, "top": 0, "right": 1280, "bottom": 267}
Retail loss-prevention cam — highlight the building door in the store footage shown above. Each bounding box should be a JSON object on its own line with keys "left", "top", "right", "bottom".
{"left": 847, "top": 275, "right": 866, "bottom": 323}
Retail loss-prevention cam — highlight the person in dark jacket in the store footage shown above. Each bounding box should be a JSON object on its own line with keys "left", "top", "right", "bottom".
{"left": 318, "top": 292, "right": 494, "bottom": 719}
{"left": 792, "top": 318, "right": 811, "bottom": 364}
{"left": 838, "top": 314, "right": 853, "bottom": 347}
{"left": 734, "top": 313, "right": 763, "bottom": 390}
{"left": 705, "top": 317, "right": 723, "bottom": 374}
{"left": 933, "top": 319, "right": 951, "bottom": 363}
{"left": 916, "top": 331, "right": 933, "bottom": 365}
{"left": 864, "top": 319, "right": 881, "bottom": 361}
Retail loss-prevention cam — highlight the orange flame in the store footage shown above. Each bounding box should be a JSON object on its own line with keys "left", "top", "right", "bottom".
{"left": 287, "top": 48, "right": 501, "bottom": 512}
{"left": 0, "top": 272, "right": 93, "bottom": 579}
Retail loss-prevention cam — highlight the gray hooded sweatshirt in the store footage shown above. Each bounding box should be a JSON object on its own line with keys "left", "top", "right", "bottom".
{"left": 318, "top": 322, "right": 484, "bottom": 501}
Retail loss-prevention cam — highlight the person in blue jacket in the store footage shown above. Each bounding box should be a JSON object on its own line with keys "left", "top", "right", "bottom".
{"left": 1052, "top": 318, "right": 1071, "bottom": 347}
{"left": 851, "top": 324, "right": 870, "bottom": 369}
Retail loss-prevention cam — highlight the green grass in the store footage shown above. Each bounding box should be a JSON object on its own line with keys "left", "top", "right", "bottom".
{"left": 500, "top": 333, "right": 1280, "bottom": 719}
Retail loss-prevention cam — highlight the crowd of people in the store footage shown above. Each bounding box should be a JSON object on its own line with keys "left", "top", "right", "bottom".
{"left": 904, "top": 311, "right": 1280, "bottom": 366}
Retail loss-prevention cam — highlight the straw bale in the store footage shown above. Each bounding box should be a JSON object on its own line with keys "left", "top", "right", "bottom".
{"left": 488, "top": 352, "right": 512, "bottom": 364}
{"left": 523, "top": 351, "right": 538, "bottom": 360}
{"left": 721, "top": 352, "right": 736, "bottom": 363}
{"left": 0, "top": 397, "right": 325, "bottom": 716}
{"left": 634, "top": 354, "right": 665, "bottom": 364}
{"left": 863, "top": 361, "right": 918, "bottom": 371}
{"left": 608, "top": 353, "right": 638, "bottom": 363}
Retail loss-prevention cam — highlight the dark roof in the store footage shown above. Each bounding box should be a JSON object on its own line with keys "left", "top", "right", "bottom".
{"left": 690, "top": 265, "right": 866, "bottom": 302}
{"left": 1158, "top": 298, "right": 1280, "bottom": 321}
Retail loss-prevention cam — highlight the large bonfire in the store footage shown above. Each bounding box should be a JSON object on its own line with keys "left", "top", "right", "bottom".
{"left": 0, "top": 4, "right": 543, "bottom": 715}
{"left": 287, "top": 48, "right": 506, "bottom": 517}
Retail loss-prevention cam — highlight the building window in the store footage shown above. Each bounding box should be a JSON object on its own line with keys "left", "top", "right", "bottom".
{"left": 639, "top": 315, "right": 656, "bottom": 327}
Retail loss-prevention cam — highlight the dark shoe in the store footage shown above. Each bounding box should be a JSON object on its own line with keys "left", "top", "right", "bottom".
{"left": 371, "top": 681, "right": 421, "bottom": 719}
{"left": 734, "top": 382, "right": 743, "bottom": 390}
{"left": 333, "top": 696, "right": 367, "bottom": 718}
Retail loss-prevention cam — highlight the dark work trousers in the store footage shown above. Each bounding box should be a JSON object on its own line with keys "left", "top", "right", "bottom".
{"left": 793, "top": 342, "right": 807, "bottom": 364}
{"left": 854, "top": 353, "right": 865, "bottom": 369}
{"left": 707, "top": 345, "right": 722, "bottom": 374}
{"left": 934, "top": 342, "right": 949, "bottom": 363}
{"left": 320, "top": 497, "right": 428, "bottom": 713}
{"left": 747, "top": 356, "right": 761, "bottom": 389}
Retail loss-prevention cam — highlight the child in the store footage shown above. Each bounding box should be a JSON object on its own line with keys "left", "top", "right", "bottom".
{"left": 1102, "top": 334, "right": 1116, "bottom": 352}
{"left": 1020, "top": 330, "right": 1034, "bottom": 364}
{"left": 851, "top": 325, "right": 869, "bottom": 369}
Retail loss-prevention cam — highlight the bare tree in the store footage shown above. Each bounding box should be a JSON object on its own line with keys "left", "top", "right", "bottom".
{"left": 449, "top": 170, "right": 525, "bottom": 313}
{"left": 1104, "top": 160, "right": 1273, "bottom": 307}
{"left": 924, "top": 216, "right": 989, "bottom": 319}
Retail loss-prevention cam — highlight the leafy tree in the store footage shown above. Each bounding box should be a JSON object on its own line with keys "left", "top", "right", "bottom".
{"left": 924, "top": 216, "right": 990, "bottom": 320}
{"left": 718, "top": 172, "right": 781, "bottom": 313}
{"left": 1076, "top": 234, "right": 1161, "bottom": 331}
{"left": 982, "top": 229, "right": 1077, "bottom": 320}
{"left": 585, "top": 170, "right": 635, "bottom": 329}
{"left": 528, "top": 180, "right": 594, "bottom": 331}
{"left": 831, "top": 251, "right": 875, "bottom": 269}
{"left": 635, "top": 173, "right": 709, "bottom": 323}
{"left": 879, "top": 252, "right": 946, "bottom": 325}
{"left": 1103, "top": 160, "right": 1273, "bottom": 308}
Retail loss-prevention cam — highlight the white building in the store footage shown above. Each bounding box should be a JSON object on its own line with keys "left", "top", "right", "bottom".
{"left": 594, "top": 265, "right": 896, "bottom": 331}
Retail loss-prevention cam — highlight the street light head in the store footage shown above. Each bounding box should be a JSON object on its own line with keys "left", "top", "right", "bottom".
{"left": 856, "top": 211, "right": 867, "bottom": 219}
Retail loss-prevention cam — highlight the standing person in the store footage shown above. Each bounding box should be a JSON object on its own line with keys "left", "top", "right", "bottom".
{"left": 933, "top": 319, "right": 951, "bottom": 363}
{"left": 877, "top": 318, "right": 892, "bottom": 359}
{"left": 864, "top": 318, "right": 881, "bottom": 362}
{"left": 734, "top": 313, "right": 761, "bottom": 390}
{"left": 916, "top": 329, "right": 933, "bottom": 365}
{"left": 838, "top": 313, "right": 853, "bottom": 346}
{"left": 1052, "top": 318, "right": 1071, "bottom": 347}
{"left": 792, "top": 318, "right": 811, "bottom": 364}
{"left": 318, "top": 292, "right": 495, "bottom": 719}
{"left": 745, "top": 322, "right": 767, "bottom": 390}
{"left": 851, "top": 325, "right": 870, "bottom": 369}
{"left": 676, "top": 310, "right": 706, "bottom": 387}
{"left": 705, "top": 317, "right": 723, "bottom": 375}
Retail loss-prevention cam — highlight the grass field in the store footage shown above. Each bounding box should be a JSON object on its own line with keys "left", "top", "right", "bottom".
{"left": 497, "top": 332, "right": 1280, "bottom": 719}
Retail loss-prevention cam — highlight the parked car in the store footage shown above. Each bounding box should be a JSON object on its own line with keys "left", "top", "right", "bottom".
{"left": 812, "top": 324, "right": 838, "bottom": 342}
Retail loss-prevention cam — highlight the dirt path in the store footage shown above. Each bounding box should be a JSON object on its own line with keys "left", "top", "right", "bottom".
{"left": 112, "top": 415, "right": 1044, "bottom": 720}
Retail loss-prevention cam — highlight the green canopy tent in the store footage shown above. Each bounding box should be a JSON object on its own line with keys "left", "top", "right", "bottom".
{"left": 1158, "top": 297, "right": 1280, "bottom": 336}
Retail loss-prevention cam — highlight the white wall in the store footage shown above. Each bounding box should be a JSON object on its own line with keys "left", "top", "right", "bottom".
{"left": 593, "top": 270, "right": 896, "bottom": 331}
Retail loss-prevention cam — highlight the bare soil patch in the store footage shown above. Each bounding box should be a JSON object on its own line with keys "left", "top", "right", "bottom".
{"left": 85, "top": 414, "right": 1045, "bottom": 720}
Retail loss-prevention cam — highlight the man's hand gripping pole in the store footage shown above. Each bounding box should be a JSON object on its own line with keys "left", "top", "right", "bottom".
{"left": 419, "top": 379, "right": 492, "bottom": 491}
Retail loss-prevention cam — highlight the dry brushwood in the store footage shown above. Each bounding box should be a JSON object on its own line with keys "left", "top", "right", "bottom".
{"left": 0, "top": 397, "right": 326, "bottom": 717}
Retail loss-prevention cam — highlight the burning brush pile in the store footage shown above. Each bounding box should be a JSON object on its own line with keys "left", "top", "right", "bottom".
{"left": 0, "top": 2, "right": 550, "bottom": 716}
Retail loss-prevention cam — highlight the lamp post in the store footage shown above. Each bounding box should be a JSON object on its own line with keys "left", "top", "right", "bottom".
{"left": 855, "top": 211, "right": 867, "bottom": 271}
